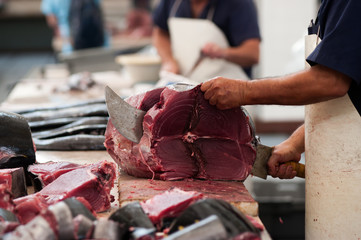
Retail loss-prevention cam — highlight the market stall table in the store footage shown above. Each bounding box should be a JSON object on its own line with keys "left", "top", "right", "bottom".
{"left": 0, "top": 66, "right": 272, "bottom": 239}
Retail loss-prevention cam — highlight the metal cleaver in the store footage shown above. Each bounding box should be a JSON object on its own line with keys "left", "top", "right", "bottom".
{"left": 251, "top": 143, "right": 305, "bottom": 179}
{"left": 105, "top": 86, "right": 146, "bottom": 143}
{"left": 105, "top": 85, "right": 305, "bottom": 179}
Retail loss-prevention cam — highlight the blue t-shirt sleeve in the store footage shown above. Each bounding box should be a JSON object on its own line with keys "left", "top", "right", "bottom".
{"left": 152, "top": 0, "right": 173, "bottom": 32}
{"left": 41, "top": 0, "right": 54, "bottom": 15}
{"left": 227, "top": 0, "right": 261, "bottom": 46}
{"left": 307, "top": 1, "right": 361, "bottom": 85}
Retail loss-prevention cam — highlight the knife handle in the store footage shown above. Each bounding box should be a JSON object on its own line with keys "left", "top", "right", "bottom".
{"left": 284, "top": 162, "right": 305, "bottom": 178}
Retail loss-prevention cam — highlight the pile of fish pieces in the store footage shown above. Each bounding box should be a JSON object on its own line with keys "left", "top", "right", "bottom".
{"left": 16, "top": 99, "right": 109, "bottom": 151}
{"left": 1, "top": 186, "right": 262, "bottom": 240}
{"left": 105, "top": 188, "right": 262, "bottom": 240}
{"left": 0, "top": 159, "right": 116, "bottom": 226}
{"left": 0, "top": 197, "right": 113, "bottom": 240}
{"left": 137, "top": 188, "right": 262, "bottom": 240}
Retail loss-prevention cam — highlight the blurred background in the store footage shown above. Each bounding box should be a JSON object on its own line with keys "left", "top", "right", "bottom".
{"left": 0, "top": 1, "right": 320, "bottom": 239}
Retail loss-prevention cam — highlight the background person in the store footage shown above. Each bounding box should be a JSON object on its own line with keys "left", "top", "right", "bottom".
{"left": 41, "top": 0, "right": 107, "bottom": 54}
{"left": 152, "top": 0, "right": 261, "bottom": 80}
{"left": 201, "top": 0, "right": 361, "bottom": 237}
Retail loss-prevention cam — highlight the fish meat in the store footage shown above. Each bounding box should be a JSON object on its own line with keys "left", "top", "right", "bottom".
{"left": 28, "top": 162, "right": 83, "bottom": 189}
{"left": 38, "top": 160, "right": 116, "bottom": 212}
{"left": 0, "top": 111, "right": 36, "bottom": 171}
{"left": 2, "top": 215, "right": 56, "bottom": 240}
{"left": 2, "top": 197, "right": 97, "bottom": 239}
{"left": 0, "top": 221, "right": 20, "bottom": 236}
{"left": 14, "top": 195, "right": 48, "bottom": 224}
{"left": 15, "top": 160, "right": 116, "bottom": 224}
{"left": 33, "top": 134, "right": 105, "bottom": 150}
{"left": 140, "top": 188, "right": 203, "bottom": 225}
{"left": 168, "top": 198, "right": 260, "bottom": 238}
{"left": 109, "top": 201, "right": 155, "bottom": 230}
{"left": 104, "top": 85, "right": 256, "bottom": 181}
{"left": 0, "top": 168, "right": 27, "bottom": 198}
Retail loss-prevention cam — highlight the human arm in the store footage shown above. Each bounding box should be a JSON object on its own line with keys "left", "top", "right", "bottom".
{"left": 44, "top": 14, "right": 60, "bottom": 36}
{"left": 267, "top": 124, "right": 305, "bottom": 179}
{"left": 201, "top": 38, "right": 260, "bottom": 67}
{"left": 201, "top": 64, "right": 352, "bottom": 110}
{"left": 152, "top": 26, "right": 180, "bottom": 73}
{"left": 41, "top": 0, "right": 59, "bottom": 36}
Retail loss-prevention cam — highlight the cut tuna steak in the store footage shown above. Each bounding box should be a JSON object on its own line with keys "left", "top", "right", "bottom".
{"left": 14, "top": 160, "right": 116, "bottom": 224}
{"left": 28, "top": 161, "right": 83, "bottom": 188}
{"left": 105, "top": 85, "right": 256, "bottom": 180}
{"left": 14, "top": 195, "right": 48, "bottom": 224}
{"left": 140, "top": 188, "right": 203, "bottom": 225}
{"left": 39, "top": 160, "right": 116, "bottom": 212}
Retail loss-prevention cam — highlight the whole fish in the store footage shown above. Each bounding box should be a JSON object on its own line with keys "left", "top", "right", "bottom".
{"left": 21, "top": 103, "right": 108, "bottom": 122}
{"left": 33, "top": 135, "right": 105, "bottom": 150}
{"left": 0, "top": 111, "right": 35, "bottom": 169}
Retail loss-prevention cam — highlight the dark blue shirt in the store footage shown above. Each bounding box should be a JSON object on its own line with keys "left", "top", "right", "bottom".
{"left": 152, "top": 0, "right": 261, "bottom": 78}
{"left": 307, "top": 0, "right": 361, "bottom": 115}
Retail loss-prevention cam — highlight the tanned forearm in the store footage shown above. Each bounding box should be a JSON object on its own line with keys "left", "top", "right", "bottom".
{"left": 244, "top": 65, "right": 352, "bottom": 105}
{"left": 223, "top": 39, "right": 260, "bottom": 67}
{"left": 152, "top": 27, "right": 174, "bottom": 62}
{"left": 286, "top": 124, "right": 305, "bottom": 153}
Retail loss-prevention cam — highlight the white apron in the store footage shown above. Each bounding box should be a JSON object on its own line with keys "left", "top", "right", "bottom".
{"left": 167, "top": 0, "right": 249, "bottom": 83}
{"left": 304, "top": 27, "right": 361, "bottom": 239}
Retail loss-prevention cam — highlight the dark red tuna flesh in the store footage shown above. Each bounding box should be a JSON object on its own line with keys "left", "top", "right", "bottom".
{"left": 105, "top": 85, "right": 256, "bottom": 181}
{"left": 14, "top": 160, "right": 116, "bottom": 224}
{"left": 28, "top": 161, "right": 82, "bottom": 186}
{"left": 39, "top": 160, "right": 116, "bottom": 212}
{"left": 14, "top": 194, "right": 48, "bottom": 224}
{"left": 140, "top": 188, "right": 203, "bottom": 225}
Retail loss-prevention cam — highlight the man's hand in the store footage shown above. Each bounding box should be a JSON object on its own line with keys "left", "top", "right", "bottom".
{"left": 267, "top": 142, "right": 301, "bottom": 179}
{"left": 201, "top": 77, "right": 247, "bottom": 110}
{"left": 201, "top": 42, "right": 226, "bottom": 59}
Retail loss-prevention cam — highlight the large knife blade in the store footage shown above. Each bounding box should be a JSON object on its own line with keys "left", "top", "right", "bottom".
{"left": 251, "top": 143, "right": 305, "bottom": 179}
{"left": 105, "top": 86, "right": 146, "bottom": 143}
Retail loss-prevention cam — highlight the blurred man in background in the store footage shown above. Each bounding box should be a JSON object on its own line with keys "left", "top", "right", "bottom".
{"left": 41, "top": 0, "right": 107, "bottom": 53}
{"left": 152, "top": 0, "right": 260, "bottom": 80}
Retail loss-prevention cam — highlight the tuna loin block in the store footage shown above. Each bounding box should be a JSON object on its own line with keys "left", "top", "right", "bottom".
{"left": 28, "top": 161, "right": 83, "bottom": 189}
{"left": 39, "top": 160, "right": 116, "bottom": 212}
{"left": 105, "top": 85, "right": 256, "bottom": 180}
{"left": 141, "top": 188, "right": 203, "bottom": 225}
